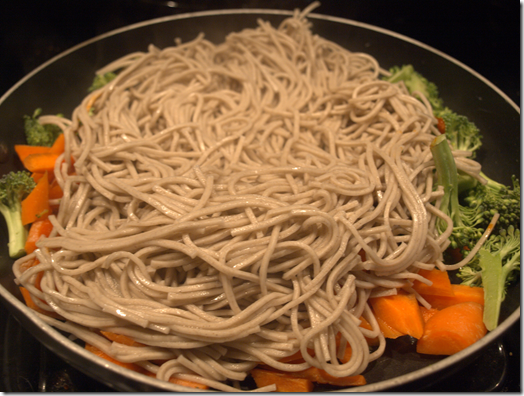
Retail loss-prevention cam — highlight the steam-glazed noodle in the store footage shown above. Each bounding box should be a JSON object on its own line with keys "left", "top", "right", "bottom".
{"left": 13, "top": 5, "right": 483, "bottom": 391}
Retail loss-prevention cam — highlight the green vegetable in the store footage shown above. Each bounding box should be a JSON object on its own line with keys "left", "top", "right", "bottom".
{"left": 463, "top": 174, "right": 520, "bottom": 233}
{"left": 88, "top": 72, "right": 117, "bottom": 92}
{"left": 384, "top": 64, "right": 443, "bottom": 111}
{"left": 475, "top": 227, "right": 520, "bottom": 331}
{"left": 430, "top": 134, "right": 483, "bottom": 253}
{"left": 0, "top": 171, "right": 36, "bottom": 258}
{"left": 457, "top": 172, "right": 520, "bottom": 289}
{"left": 24, "top": 108, "right": 63, "bottom": 147}
{"left": 434, "top": 107, "right": 482, "bottom": 157}
{"left": 431, "top": 133, "right": 521, "bottom": 331}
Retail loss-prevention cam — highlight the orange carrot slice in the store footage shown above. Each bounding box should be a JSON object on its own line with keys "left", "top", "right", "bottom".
{"left": 252, "top": 365, "right": 366, "bottom": 390}
{"left": 251, "top": 369, "right": 314, "bottom": 392}
{"left": 85, "top": 343, "right": 145, "bottom": 372}
{"left": 48, "top": 178, "right": 64, "bottom": 199}
{"left": 30, "top": 172, "right": 46, "bottom": 183}
{"left": 375, "top": 316, "right": 404, "bottom": 339}
{"left": 48, "top": 133, "right": 65, "bottom": 154}
{"left": 436, "top": 117, "right": 446, "bottom": 134}
{"left": 15, "top": 145, "right": 50, "bottom": 162}
{"left": 412, "top": 269, "right": 454, "bottom": 297}
{"left": 19, "top": 286, "right": 61, "bottom": 319}
{"left": 18, "top": 257, "right": 40, "bottom": 273}
{"left": 316, "top": 370, "right": 366, "bottom": 387}
{"left": 369, "top": 293, "right": 425, "bottom": 339}
{"left": 24, "top": 218, "right": 54, "bottom": 254}
{"left": 419, "top": 306, "right": 440, "bottom": 323}
{"left": 416, "top": 302, "right": 487, "bottom": 355}
{"left": 297, "top": 367, "right": 366, "bottom": 387}
{"left": 341, "top": 341, "right": 352, "bottom": 363}
{"left": 358, "top": 316, "right": 379, "bottom": 346}
{"left": 21, "top": 172, "right": 50, "bottom": 225}
{"left": 100, "top": 331, "right": 145, "bottom": 347}
{"left": 422, "top": 284, "right": 484, "bottom": 310}
{"left": 22, "top": 152, "right": 60, "bottom": 174}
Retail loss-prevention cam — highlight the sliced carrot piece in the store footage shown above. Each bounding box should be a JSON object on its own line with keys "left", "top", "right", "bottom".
{"left": 166, "top": 376, "right": 209, "bottom": 390}
{"left": 19, "top": 286, "right": 61, "bottom": 319}
{"left": 316, "top": 370, "right": 366, "bottom": 387}
{"left": 369, "top": 293, "right": 425, "bottom": 339}
{"left": 100, "top": 331, "right": 145, "bottom": 347}
{"left": 416, "top": 302, "right": 487, "bottom": 355}
{"left": 18, "top": 259, "right": 44, "bottom": 291}
{"left": 278, "top": 350, "right": 306, "bottom": 364}
{"left": 255, "top": 365, "right": 366, "bottom": 389}
{"left": 21, "top": 171, "right": 50, "bottom": 225}
{"left": 298, "top": 367, "right": 365, "bottom": 387}
{"left": 24, "top": 218, "right": 54, "bottom": 254}
{"left": 15, "top": 145, "right": 50, "bottom": 162}
{"left": 341, "top": 341, "right": 352, "bottom": 363}
{"left": 358, "top": 316, "right": 379, "bottom": 346}
{"left": 251, "top": 369, "right": 314, "bottom": 392}
{"left": 48, "top": 133, "right": 65, "bottom": 154}
{"left": 85, "top": 343, "right": 145, "bottom": 372}
{"left": 419, "top": 306, "right": 440, "bottom": 323}
{"left": 34, "top": 271, "right": 44, "bottom": 291}
{"left": 86, "top": 90, "right": 103, "bottom": 112}
{"left": 412, "top": 269, "right": 454, "bottom": 297}
{"left": 48, "top": 178, "right": 64, "bottom": 199}
{"left": 18, "top": 258, "right": 40, "bottom": 273}
{"left": 278, "top": 346, "right": 316, "bottom": 364}
{"left": 32, "top": 171, "right": 55, "bottom": 185}
{"left": 422, "top": 284, "right": 484, "bottom": 310}
{"left": 22, "top": 152, "right": 60, "bottom": 174}
{"left": 436, "top": 117, "right": 446, "bottom": 134}
{"left": 30, "top": 172, "right": 46, "bottom": 183}
{"left": 375, "top": 316, "right": 404, "bottom": 339}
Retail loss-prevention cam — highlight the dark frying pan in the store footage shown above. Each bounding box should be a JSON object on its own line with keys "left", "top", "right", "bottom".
{"left": 0, "top": 7, "right": 519, "bottom": 392}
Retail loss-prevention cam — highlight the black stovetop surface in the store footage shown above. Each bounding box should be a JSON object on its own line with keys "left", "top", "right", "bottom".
{"left": 0, "top": 0, "right": 520, "bottom": 392}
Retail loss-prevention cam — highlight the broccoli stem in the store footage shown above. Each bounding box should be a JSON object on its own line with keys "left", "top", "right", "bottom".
{"left": 430, "top": 134, "right": 462, "bottom": 230}
{"left": 0, "top": 202, "right": 27, "bottom": 258}
{"left": 478, "top": 249, "right": 502, "bottom": 331}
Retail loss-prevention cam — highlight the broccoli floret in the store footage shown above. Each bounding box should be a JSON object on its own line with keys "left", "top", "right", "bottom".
{"left": 476, "top": 226, "right": 520, "bottom": 331}
{"left": 430, "top": 134, "right": 484, "bottom": 254}
{"left": 384, "top": 65, "right": 443, "bottom": 111}
{"left": 457, "top": 264, "right": 483, "bottom": 287}
{"left": 24, "top": 108, "right": 63, "bottom": 147}
{"left": 463, "top": 173, "right": 520, "bottom": 233}
{"left": 88, "top": 72, "right": 117, "bottom": 92}
{"left": 0, "top": 171, "right": 36, "bottom": 258}
{"left": 434, "top": 107, "right": 482, "bottom": 157}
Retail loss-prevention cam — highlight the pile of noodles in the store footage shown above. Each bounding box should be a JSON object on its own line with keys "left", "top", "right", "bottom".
{"left": 13, "top": 5, "right": 483, "bottom": 391}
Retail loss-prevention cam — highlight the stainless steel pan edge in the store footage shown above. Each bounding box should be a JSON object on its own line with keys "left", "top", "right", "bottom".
{"left": 0, "top": 8, "right": 519, "bottom": 392}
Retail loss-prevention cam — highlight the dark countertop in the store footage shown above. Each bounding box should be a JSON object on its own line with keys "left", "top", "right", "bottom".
{"left": 0, "top": 0, "right": 520, "bottom": 392}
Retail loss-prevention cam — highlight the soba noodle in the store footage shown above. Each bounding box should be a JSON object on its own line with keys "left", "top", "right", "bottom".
{"left": 13, "top": 4, "right": 482, "bottom": 391}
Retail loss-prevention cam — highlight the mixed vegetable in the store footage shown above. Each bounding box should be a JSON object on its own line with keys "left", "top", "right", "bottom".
{"left": 387, "top": 65, "right": 520, "bottom": 332}
{"left": 0, "top": 66, "right": 520, "bottom": 391}
{"left": 0, "top": 171, "right": 36, "bottom": 258}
